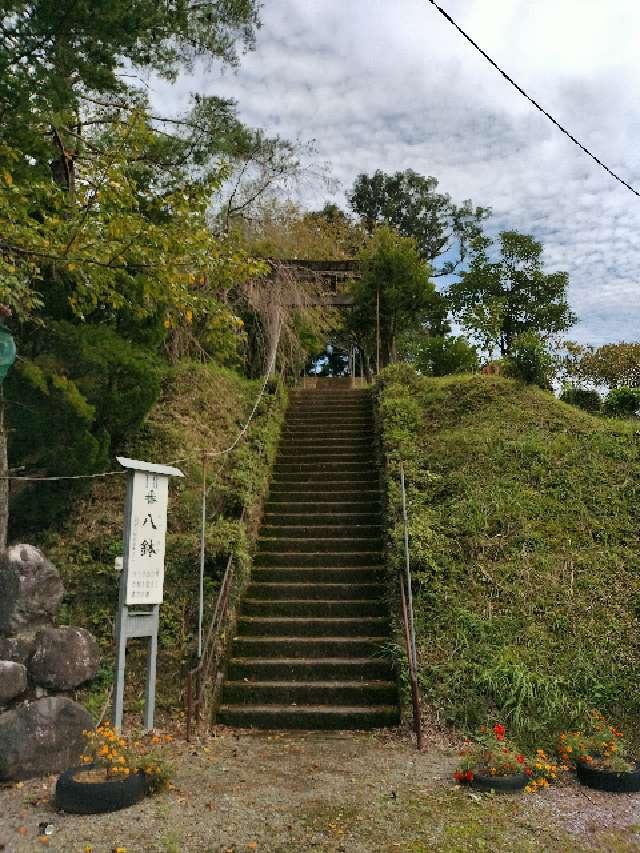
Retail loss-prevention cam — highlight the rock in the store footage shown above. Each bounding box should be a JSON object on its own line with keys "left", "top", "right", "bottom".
{"left": 0, "top": 697, "right": 92, "bottom": 781}
{"left": 0, "top": 545, "right": 64, "bottom": 635}
{"left": 29, "top": 627, "right": 100, "bottom": 690}
{"left": 0, "top": 661, "right": 27, "bottom": 704}
{"left": 0, "top": 635, "right": 34, "bottom": 665}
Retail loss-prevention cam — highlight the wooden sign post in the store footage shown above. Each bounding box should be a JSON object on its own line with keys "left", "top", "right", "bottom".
{"left": 112, "top": 457, "right": 184, "bottom": 732}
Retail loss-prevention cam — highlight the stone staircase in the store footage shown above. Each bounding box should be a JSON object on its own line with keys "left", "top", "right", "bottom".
{"left": 218, "top": 385, "right": 399, "bottom": 729}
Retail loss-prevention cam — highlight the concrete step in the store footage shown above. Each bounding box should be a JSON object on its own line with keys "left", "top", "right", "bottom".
{"left": 254, "top": 552, "right": 382, "bottom": 567}
{"left": 276, "top": 451, "right": 375, "bottom": 463}
{"left": 270, "top": 472, "right": 379, "bottom": 485}
{"left": 279, "top": 437, "right": 373, "bottom": 446}
{"left": 263, "top": 512, "right": 381, "bottom": 526}
{"left": 257, "top": 538, "right": 382, "bottom": 554}
{"left": 247, "top": 582, "right": 385, "bottom": 600}
{"left": 282, "top": 427, "right": 374, "bottom": 438}
{"left": 227, "top": 657, "right": 395, "bottom": 681}
{"left": 268, "top": 488, "right": 379, "bottom": 500}
{"left": 252, "top": 566, "right": 383, "bottom": 583}
{"left": 240, "top": 598, "right": 387, "bottom": 618}
{"left": 230, "top": 636, "right": 387, "bottom": 658}
{"left": 276, "top": 461, "right": 375, "bottom": 471}
{"left": 285, "top": 418, "right": 372, "bottom": 428}
{"left": 287, "top": 408, "right": 371, "bottom": 419}
{"left": 223, "top": 680, "right": 398, "bottom": 705}
{"left": 264, "top": 503, "right": 381, "bottom": 518}
{"left": 217, "top": 386, "right": 398, "bottom": 732}
{"left": 274, "top": 461, "right": 375, "bottom": 473}
{"left": 236, "top": 616, "right": 390, "bottom": 637}
{"left": 217, "top": 704, "right": 400, "bottom": 730}
{"left": 260, "top": 525, "right": 381, "bottom": 539}
{"left": 289, "top": 391, "right": 371, "bottom": 399}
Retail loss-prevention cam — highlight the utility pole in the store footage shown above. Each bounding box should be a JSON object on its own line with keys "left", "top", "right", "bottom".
{"left": 376, "top": 287, "right": 381, "bottom": 375}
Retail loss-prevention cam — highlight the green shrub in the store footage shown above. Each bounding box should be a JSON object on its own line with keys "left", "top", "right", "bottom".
{"left": 400, "top": 333, "right": 479, "bottom": 376}
{"left": 7, "top": 321, "right": 165, "bottom": 537}
{"left": 603, "top": 386, "right": 640, "bottom": 418}
{"left": 559, "top": 386, "right": 601, "bottom": 413}
{"left": 504, "top": 331, "right": 555, "bottom": 388}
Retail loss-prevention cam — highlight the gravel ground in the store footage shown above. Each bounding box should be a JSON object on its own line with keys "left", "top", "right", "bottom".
{"left": 2, "top": 723, "right": 640, "bottom": 852}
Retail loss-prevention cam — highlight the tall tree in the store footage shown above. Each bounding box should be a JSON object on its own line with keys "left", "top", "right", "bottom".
{"left": 564, "top": 342, "right": 640, "bottom": 390}
{"left": 0, "top": 0, "right": 263, "bottom": 321}
{"left": 449, "top": 231, "right": 575, "bottom": 357}
{"left": 348, "top": 226, "right": 442, "bottom": 370}
{"left": 235, "top": 199, "right": 366, "bottom": 260}
{"left": 0, "top": 0, "right": 265, "bottom": 539}
{"left": 349, "top": 169, "right": 490, "bottom": 275}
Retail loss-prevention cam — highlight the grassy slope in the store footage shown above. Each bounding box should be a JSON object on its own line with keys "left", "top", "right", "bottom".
{"left": 37, "top": 361, "right": 286, "bottom": 716}
{"left": 377, "top": 365, "right": 640, "bottom": 745}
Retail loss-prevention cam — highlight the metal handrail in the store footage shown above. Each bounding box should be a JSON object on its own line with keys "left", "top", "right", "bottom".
{"left": 185, "top": 508, "right": 245, "bottom": 740}
{"left": 399, "top": 460, "right": 423, "bottom": 749}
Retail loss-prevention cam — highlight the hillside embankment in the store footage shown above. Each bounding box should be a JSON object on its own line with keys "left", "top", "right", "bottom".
{"left": 377, "top": 366, "right": 640, "bottom": 746}
{"left": 27, "top": 361, "right": 287, "bottom": 716}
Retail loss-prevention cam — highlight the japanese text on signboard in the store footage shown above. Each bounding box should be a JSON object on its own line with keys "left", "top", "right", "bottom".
{"left": 125, "top": 471, "right": 169, "bottom": 605}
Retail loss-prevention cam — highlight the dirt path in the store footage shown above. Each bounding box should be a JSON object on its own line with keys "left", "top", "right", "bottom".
{"left": 2, "top": 725, "right": 640, "bottom": 852}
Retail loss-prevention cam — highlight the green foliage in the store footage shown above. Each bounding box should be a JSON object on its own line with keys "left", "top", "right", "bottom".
{"left": 566, "top": 341, "right": 640, "bottom": 390}
{"left": 1, "top": 0, "right": 268, "bottom": 325}
{"left": 377, "top": 366, "right": 640, "bottom": 746}
{"left": 504, "top": 330, "right": 555, "bottom": 388}
{"left": 7, "top": 321, "right": 164, "bottom": 536}
{"left": 234, "top": 199, "right": 365, "bottom": 260}
{"left": 560, "top": 386, "right": 602, "bottom": 413}
{"left": 348, "top": 226, "right": 441, "bottom": 369}
{"left": 40, "top": 362, "right": 287, "bottom": 708}
{"left": 399, "top": 332, "right": 479, "bottom": 376}
{"left": 349, "top": 169, "right": 490, "bottom": 274}
{"left": 603, "top": 387, "right": 640, "bottom": 418}
{"left": 450, "top": 231, "right": 575, "bottom": 357}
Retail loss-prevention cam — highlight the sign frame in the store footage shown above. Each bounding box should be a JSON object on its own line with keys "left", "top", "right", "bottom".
{"left": 112, "top": 457, "right": 184, "bottom": 732}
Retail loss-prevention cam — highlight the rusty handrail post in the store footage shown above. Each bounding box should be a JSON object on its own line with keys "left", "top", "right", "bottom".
{"left": 186, "top": 671, "right": 193, "bottom": 742}
{"left": 399, "top": 459, "right": 423, "bottom": 750}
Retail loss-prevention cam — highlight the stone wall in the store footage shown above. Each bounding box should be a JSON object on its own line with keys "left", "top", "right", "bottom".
{"left": 0, "top": 545, "right": 99, "bottom": 780}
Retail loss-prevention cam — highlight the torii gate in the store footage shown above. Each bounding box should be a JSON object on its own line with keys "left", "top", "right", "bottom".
{"left": 245, "top": 259, "right": 368, "bottom": 382}
{"left": 268, "top": 259, "right": 360, "bottom": 306}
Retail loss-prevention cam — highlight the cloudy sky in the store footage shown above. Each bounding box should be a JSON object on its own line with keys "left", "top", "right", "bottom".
{"left": 153, "top": 0, "right": 640, "bottom": 345}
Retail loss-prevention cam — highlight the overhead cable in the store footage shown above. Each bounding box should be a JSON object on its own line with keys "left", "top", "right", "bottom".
{"left": 425, "top": 0, "right": 640, "bottom": 198}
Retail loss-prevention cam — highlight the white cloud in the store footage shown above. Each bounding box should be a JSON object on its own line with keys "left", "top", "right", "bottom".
{"left": 151, "top": 0, "right": 640, "bottom": 344}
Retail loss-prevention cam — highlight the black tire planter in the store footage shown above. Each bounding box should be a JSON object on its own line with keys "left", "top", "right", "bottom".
{"left": 576, "top": 760, "right": 640, "bottom": 794}
{"left": 465, "top": 772, "right": 529, "bottom": 793}
{"left": 55, "top": 766, "right": 147, "bottom": 814}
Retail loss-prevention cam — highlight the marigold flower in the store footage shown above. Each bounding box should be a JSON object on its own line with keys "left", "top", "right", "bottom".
{"left": 516, "top": 754, "right": 525, "bottom": 764}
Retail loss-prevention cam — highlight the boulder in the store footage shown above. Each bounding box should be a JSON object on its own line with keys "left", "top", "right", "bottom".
{"left": 0, "top": 697, "right": 92, "bottom": 781}
{"left": 0, "top": 635, "right": 34, "bottom": 665}
{"left": 29, "top": 626, "right": 100, "bottom": 690}
{"left": 0, "top": 545, "right": 64, "bottom": 635}
{"left": 0, "top": 661, "right": 27, "bottom": 704}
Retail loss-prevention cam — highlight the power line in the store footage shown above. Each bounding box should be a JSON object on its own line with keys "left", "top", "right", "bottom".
{"left": 425, "top": 0, "right": 640, "bottom": 198}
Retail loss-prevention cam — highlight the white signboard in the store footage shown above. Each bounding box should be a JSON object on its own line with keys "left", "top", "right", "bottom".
{"left": 125, "top": 470, "right": 169, "bottom": 605}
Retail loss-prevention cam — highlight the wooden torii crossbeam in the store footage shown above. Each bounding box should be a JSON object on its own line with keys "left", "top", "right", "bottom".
{"left": 268, "top": 259, "right": 360, "bottom": 306}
